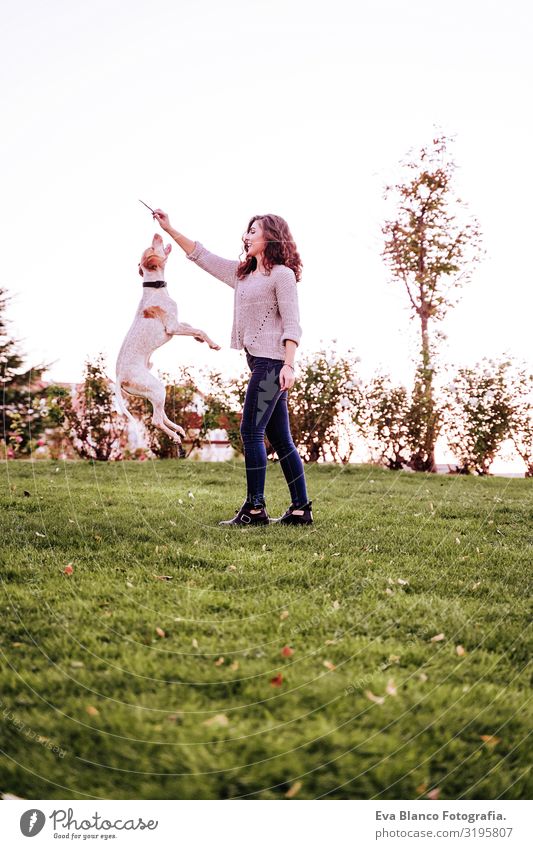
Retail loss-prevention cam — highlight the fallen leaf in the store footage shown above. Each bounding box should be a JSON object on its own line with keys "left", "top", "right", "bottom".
{"left": 229, "top": 661, "right": 240, "bottom": 671}
{"left": 70, "top": 661, "right": 84, "bottom": 668}
{"left": 480, "top": 735, "right": 501, "bottom": 749}
{"left": 281, "top": 646, "right": 294, "bottom": 658}
{"left": 323, "top": 660, "right": 336, "bottom": 671}
{"left": 385, "top": 588, "right": 394, "bottom": 596}
{"left": 270, "top": 673, "right": 284, "bottom": 687}
{"left": 332, "top": 599, "right": 340, "bottom": 610}
{"left": 261, "top": 543, "right": 267, "bottom": 551}
{"left": 126, "top": 581, "right": 134, "bottom": 589}
{"left": 397, "top": 578, "right": 409, "bottom": 586}
{"left": 385, "top": 679, "right": 397, "bottom": 696}
{"left": 35, "top": 531, "right": 46, "bottom": 538}
{"left": 416, "top": 782, "right": 428, "bottom": 794}
{"left": 226, "top": 564, "right": 237, "bottom": 572}
{"left": 93, "top": 534, "right": 102, "bottom": 542}
{"left": 365, "top": 690, "right": 385, "bottom": 705}
{"left": 419, "top": 672, "right": 428, "bottom": 682}
{"left": 86, "top": 705, "right": 99, "bottom": 717}
{"left": 456, "top": 644, "right": 466, "bottom": 656}
{"left": 427, "top": 788, "right": 441, "bottom": 800}
{"left": 214, "top": 656, "right": 225, "bottom": 666}
{"left": 430, "top": 633, "right": 445, "bottom": 642}
{"left": 389, "top": 655, "right": 401, "bottom": 664}
{"left": 192, "top": 638, "right": 199, "bottom": 649}
{"left": 64, "top": 563, "right": 74, "bottom": 575}
{"left": 325, "top": 639, "right": 336, "bottom": 646}
{"left": 155, "top": 627, "right": 166, "bottom": 638}
{"left": 203, "top": 713, "right": 229, "bottom": 727}
{"left": 285, "top": 780, "right": 303, "bottom": 798}
{"left": 153, "top": 574, "right": 173, "bottom": 581}
{"left": 280, "top": 610, "right": 289, "bottom": 620}
{"left": 11, "top": 642, "right": 24, "bottom": 648}
{"left": 455, "top": 537, "right": 461, "bottom": 544}
{"left": 169, "top": 520, "right": 176, "bottom": 526}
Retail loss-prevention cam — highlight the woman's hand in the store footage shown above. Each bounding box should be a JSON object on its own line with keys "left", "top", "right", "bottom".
{"left": 152, "top": 208, "right": 171, "bottom": 232}
{"left": 279, "top": 364, "right": 295, "bottom": 391}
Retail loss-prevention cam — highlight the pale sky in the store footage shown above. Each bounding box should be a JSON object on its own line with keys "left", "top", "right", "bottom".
{"left": 2, "top": 0, "right": 532, "bottom": 402}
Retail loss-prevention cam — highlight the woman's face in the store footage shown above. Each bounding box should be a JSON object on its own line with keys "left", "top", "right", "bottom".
{"left": 242, "top": 219, "right": 266, "bottom": 259}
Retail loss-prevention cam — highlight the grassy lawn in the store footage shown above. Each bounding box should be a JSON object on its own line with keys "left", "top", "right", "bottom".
{"left": 0, "top": 459, "right": 531, "bottom": 800}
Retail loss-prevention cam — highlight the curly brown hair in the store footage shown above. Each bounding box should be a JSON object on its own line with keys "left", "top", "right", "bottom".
{"left": 236, "top": 214, "right": 303, "bottom": 281}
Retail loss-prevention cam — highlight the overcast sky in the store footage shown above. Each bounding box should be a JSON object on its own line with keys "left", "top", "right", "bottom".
{"left": 2, "top": 0, "right": 531, "bottom": 415}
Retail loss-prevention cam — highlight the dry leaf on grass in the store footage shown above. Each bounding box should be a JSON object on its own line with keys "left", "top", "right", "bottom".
{"left": 153, "top": 574, "right": 173, "bottom": 581}
{"left": 332, "top": 600, "right": 340, "bottom": 610}
{"left": 365, "top": 690, "right": 385, "bottom": 705}
{"left": 397, "top": 578, "right": 409, "bottom": 586}
{"left": 229, "top": 661, "right": 240, "bottom": 671}
{"left": 456, "top": 645, "right": 466, "bottom": 656}
{"left": 385, "top": 679, "right": 397, "bottom": 696}
{"left": 214, "top": 656, "right": 225, "bottom": 666}
{"left": 203, "top": 714, "right": 229, "bottom": 728}
{"left": 480, "top": 735, "right": 501, "bottom": 749}
{"left": 191, "top": 638, "right": 199, "bottom": 649}
{"left": 155, "top": 627, "right": 166, "bottom": 638}
{"left": 86, "top": 705, "right": 99, "bottom": 717}
{"left": 270, "top": 673, "right": 283, "bottom": 687}
{"left": 416, "top": 782, "right": 428, "bottom": 794}
{"left": 285, "top": 781, "right": 303, "bottom": 798}
{"left": 280, "top": 610, "right": 289, "bottom": 621}
{"left": 323, "top": 661, "right": 336, "bottom": 671}
{"left": 281, "top": 646, "right": 294, "bottom": 658}
{"left": 70, "top": 661, "right": 84, "bottom": 669}
{"left": 63, "top": 563, "right": 74, "bottom": 575}
{"left": 430, "top": 633, "right": 445, "bottom": 642}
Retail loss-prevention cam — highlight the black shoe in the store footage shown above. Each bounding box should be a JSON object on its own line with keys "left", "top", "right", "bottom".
{"left": 219, "top": 500, "right": 270, "bottom": 527}
{"left": 271, "top": 500, "right": 313, "bottom": 525}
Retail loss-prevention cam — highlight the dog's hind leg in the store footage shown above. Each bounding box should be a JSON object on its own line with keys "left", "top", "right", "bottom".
{"left": 162, "top": 414, "right": 186, "bottom": 437}
{"left": 123, "top": 372, "right": 183, "bottom": 443}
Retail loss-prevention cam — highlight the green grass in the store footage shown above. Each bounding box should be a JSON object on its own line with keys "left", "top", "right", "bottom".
{"left": 0, "top": 459, "right": 531, "bottom": 800}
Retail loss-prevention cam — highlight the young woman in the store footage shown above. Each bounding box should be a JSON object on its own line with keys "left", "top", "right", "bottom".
{"left": 152, "top": 208, "right": 313, "bottom": 527}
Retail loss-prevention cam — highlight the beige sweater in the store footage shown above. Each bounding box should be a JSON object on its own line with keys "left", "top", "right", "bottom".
{"left": 186, "top": 241, "right": 302, "bottom": 359}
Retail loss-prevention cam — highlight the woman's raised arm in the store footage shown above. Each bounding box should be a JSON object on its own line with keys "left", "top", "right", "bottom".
{"left": 153, "top": 209, "right": 196, "bottom": 255}
{"left": 153, "top": 209, "right": 239, "bottom": 289}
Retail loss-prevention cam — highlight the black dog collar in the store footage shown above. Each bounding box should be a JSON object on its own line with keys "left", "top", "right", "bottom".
{"left": 142, "top": 280, "right": 167, "bottom": 288}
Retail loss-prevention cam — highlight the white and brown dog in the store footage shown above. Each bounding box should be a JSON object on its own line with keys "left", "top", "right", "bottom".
{"left": 115, "top": 232, "right": 220, "bottom": 443}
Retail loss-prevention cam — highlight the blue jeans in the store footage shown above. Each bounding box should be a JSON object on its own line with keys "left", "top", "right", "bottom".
{"left": 240, "top": 349, "right": 309, "bottom": 508}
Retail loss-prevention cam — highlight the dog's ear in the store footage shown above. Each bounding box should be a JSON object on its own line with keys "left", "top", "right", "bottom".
{"left": 164, "top": 243, "right": 172, "bottom": 256}
{"left": 138, "top": 263, "right": 144, "bottom": 277}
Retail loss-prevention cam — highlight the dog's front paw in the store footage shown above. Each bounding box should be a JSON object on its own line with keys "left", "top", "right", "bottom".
{"left": 176, "top": 425, "right": 186, "bottom": 437}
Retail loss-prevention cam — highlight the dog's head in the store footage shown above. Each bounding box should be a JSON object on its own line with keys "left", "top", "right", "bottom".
{"left": 138, "top": 233, "right": 172, "bottom": 277}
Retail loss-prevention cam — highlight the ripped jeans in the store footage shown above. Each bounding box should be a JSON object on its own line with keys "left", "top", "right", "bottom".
{"left": 240, "top": 349, "right": 309, "bottom": 508}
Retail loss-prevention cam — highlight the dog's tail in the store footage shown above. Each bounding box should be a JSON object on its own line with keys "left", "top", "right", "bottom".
{"left": 114, "top": 377, "right": 137, "bottom": 425}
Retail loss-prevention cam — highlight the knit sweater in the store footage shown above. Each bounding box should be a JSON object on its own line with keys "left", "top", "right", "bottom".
{"left": 186, "top": 241, "right": 302, "bottom": 360}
